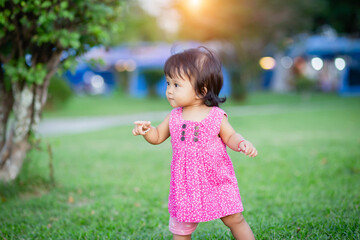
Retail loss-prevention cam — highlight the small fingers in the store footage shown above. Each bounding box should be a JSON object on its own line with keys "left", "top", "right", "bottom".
{"left": 249, "top": 148, "right": 258, "bottom": 157}
{"left": 134, "top": 120, "right": 149, "bottom": 127}
{"left": 245, "top": 144, "right": 251, "bottom": 155}
{"left": 249, "top": 148, "right": 257, "bottom": 157}
{"left": 238, "top": 141, "right": 257, "bottom": 157}
{"left": 137, "top": 125, "right": 145, "bottom": 135}
{"left": 134, "top": 121, "right": 151, "bottom": 136}
{"left": 144, "top": 121, "right": 151, "bottom": 128}
{"left": 133, "top": 127, "right": 143, "bottom": 136}
{"left": 132, "top": 129, "right": 137, "bottom": 136}
{"left": 238, "top": 142, "right": 246, "bottom": 152}
{"left": 244, "top": 143, "right": 253, "bottom": 156}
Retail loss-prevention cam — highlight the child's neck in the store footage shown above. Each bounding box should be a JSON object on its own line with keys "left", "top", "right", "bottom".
{"left": 182, "top": 104, "right": 213, "bottom": 122}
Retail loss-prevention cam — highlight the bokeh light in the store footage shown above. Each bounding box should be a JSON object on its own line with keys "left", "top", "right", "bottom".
{"left": 124, "top": 59, "right": 137, "bottom": 72}
{"left": 311, "top": 57, "right": 323, "bottom": 71}
{"left": 259, "top": 57, "right": 276, "bottom": 70}
{"left": 115, "top": 59, "right": 137, "bottom": 72}
{"left": 115, "top": 59, "right": 126, "bottom": 72}
{"left": 280, "top": 56, "right": 293, "bottom": 69}
{"left": 90, "top": 75, "right": 105, "bottom": 89}
{"left": 334, "top": 57, "right": 346, "bottom": 71}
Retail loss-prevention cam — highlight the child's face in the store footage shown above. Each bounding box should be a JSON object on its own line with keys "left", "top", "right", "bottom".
{"left": 165, "top": 74, "right": 199, "bottom": 108}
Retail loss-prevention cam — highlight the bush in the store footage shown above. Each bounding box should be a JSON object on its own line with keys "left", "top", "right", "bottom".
{"left": 295, "top": 75, "right": 316, "bottom": 93}
{"left": 46, "top": 75, "right": 73, "bottom": 109}
{"left": 142, "top": 69, "right": 164, "bottom": 97}
{"left": 229, "top": 66, "right": 247, "bottom": 101}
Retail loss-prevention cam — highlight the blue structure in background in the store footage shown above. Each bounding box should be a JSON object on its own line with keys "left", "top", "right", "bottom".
{"left": 65, "top": 62, "right": 116, "bottom": 95}
{"left": 288, "top": 35, "right": 360, "bottom": 95}
{"left": 339, "top": 60, "right": 360, "bottom": 96}
{"left": 132, "top": 66, "right": 231, "bottom": 98}
{"left": 262, "top": 69, "right": 274, "bottom": 89}
{"left": 66, "top": 42, "right": 232, "bottom": 98}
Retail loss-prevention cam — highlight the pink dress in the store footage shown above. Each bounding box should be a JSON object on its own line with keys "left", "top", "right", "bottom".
{"left": 168, "top": 106, "right": 243, "bottom": 223}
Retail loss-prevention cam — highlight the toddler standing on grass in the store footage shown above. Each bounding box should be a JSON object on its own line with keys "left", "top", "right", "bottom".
{"left": 132, "top": 47, "right": 257, "bottom": 240}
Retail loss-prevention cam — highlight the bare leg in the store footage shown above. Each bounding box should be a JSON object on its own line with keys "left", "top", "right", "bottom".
{"left": 173, "top": 234, "right": 191, "bottom": 240}
{"left": 221, "top": 213, "right": 255, "bottom": 240}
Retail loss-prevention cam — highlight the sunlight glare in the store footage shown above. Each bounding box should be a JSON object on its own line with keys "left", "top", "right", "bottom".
{"left": 187, "top": 0, "right": 202, "bottom": 11}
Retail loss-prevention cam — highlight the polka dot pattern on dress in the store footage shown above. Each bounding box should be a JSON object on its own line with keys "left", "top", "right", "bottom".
{"left": 168, "top": 106, "right": 243, "bottom": 223}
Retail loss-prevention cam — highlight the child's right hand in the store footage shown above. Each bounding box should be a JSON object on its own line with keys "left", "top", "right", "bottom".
{"left": 132, "top": 121, "right": 151, "bottom": 136}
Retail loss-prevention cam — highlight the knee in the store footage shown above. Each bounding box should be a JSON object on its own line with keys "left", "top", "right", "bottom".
{"left": 222, "top": 213, "right": 245, "bottom": 228}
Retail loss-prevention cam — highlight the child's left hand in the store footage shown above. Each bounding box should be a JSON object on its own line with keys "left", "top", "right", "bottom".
{"left": 238, "top": 140, "right": 258, "bottom": 157}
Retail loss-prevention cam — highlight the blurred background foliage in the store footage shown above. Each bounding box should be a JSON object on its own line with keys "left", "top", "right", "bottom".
{"left": 1, "top": 0, "right": 359, "bottom": 109}
{"left": 171, "top": 0, "right": 358, "bottom": 77}
{"left": 101, "top": 0, "right": 360, "bottom": 101}
{"left": 46, "top": 74, "right": 73, "bottom": 109}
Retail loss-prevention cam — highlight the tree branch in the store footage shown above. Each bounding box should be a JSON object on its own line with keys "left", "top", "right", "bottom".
{"left": 40, "top": 49, "right": 63, "bottom": 108}
{"left": 14, "top": 14, "right": 24, "bottom": 58}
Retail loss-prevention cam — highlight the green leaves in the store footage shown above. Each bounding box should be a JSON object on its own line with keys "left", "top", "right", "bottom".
{"left": 29, "top": 64, "right": 47, "bottom": 85}
{"left": 59, "top": 31, "right": 81, "bottom": 49}
{"left": 3, "top": 60, "right": 47, "bottom": 85}
{"left": 3, "top": 59, "right": 28, "bottom": 83}
{"left": 62, "top": 56, "right": 77, "bottom": 73}
{"left": 1, "top": 0, "right": 125, "bottom": 88}
{"left": 60, "top": 1, "right": 68, "bottom": 10}
{"left": 59, "top": 10, "right": 74, "bottom": 21}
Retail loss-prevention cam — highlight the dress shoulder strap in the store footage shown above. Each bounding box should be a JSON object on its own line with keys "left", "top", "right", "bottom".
{"left": 169, "top": 107, "right": 181, "bottom": 128}
{"left": 204, "top": 107, "right": 228, "bottom": 135}
{"left": 170, "top": 107, "right": 181, "bottom": 118}
{"left": 213, "top": 106, "right": 228, "bottom": 121}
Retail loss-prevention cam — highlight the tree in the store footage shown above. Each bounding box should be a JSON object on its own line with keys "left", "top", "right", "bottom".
{"left": 309, "top": 0, "right": 360, "bottom": 37}
{"left": 0, "top": 0, "right": 123, "bottom": 181}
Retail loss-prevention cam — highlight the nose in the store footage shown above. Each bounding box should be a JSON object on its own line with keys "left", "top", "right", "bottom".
{"left": 167, "top": 85, "right": 173, "bottom": 94}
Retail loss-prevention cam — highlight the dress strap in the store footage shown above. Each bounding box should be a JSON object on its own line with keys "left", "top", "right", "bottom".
{"left": 169, "top": 107, "right": 182, "bottom": 131}
{"left": 203, "top": 107, "right": 227, "bottom": 135}
{"left": 213, "top": 107, "right": 227, "bottom": 123}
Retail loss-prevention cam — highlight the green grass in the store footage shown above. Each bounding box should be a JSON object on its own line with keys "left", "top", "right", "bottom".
{"left": 43, "top": 91, "right": 349, "bottom": 118}
{"left": 43, "top": 93, "right": 171, "bottom": 118}
{"left": 1, "top": 93, "right": 360, "bottom": 239}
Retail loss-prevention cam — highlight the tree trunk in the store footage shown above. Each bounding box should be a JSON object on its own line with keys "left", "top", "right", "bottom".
{"left": 0, "top": 82, "right": 53, "bottom": 181}
{"left": 0, "top": 73, "right": 14, "bottom": 150}
{"left": 0, "top": 82, "right": 49, "bottom": 181}
{"left": 0, "top": 83, "right": 34, "bottom": 181}
{"left": 0, "top": 51, "right": 62, "bottom": 182}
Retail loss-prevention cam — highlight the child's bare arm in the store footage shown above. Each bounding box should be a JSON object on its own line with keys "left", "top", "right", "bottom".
{"left": 133, "top": 113, "right": 170, "bottom": 145}
{"left": 219, "top": 115, "right": 257, "bottom": 157}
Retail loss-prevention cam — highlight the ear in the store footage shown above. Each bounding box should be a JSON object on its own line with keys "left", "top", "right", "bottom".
{"left": 202, "top": 87, "right": 208, "bottom": 95}
{"left": 201, "top": 87, "right": 208, "bottom": 97}
{"left": 195, "top": 87, "right": 207, "bottom": 99}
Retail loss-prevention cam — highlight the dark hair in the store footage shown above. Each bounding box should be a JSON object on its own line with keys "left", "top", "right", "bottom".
{"left": 164, "top": 46, "right": 226, "bottom": 107}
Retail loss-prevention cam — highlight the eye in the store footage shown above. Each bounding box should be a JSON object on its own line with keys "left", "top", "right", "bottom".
{"left": 166, "top": 81, "right": 170, "bottom": 86}
{"left": 174, "top": 83, "right": 179, "bottom": 87}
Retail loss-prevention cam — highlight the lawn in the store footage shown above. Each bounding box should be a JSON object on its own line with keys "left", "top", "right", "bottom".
{"left": 1, "top": 93, "right": 359, "bottom": 239}
{"left": 42, "top": 91, "right": 345, "bottom": 118}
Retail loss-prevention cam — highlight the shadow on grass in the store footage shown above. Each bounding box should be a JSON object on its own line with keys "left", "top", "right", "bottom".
{"left": 0, "top": 149, "right": 56, "bottom": 201}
